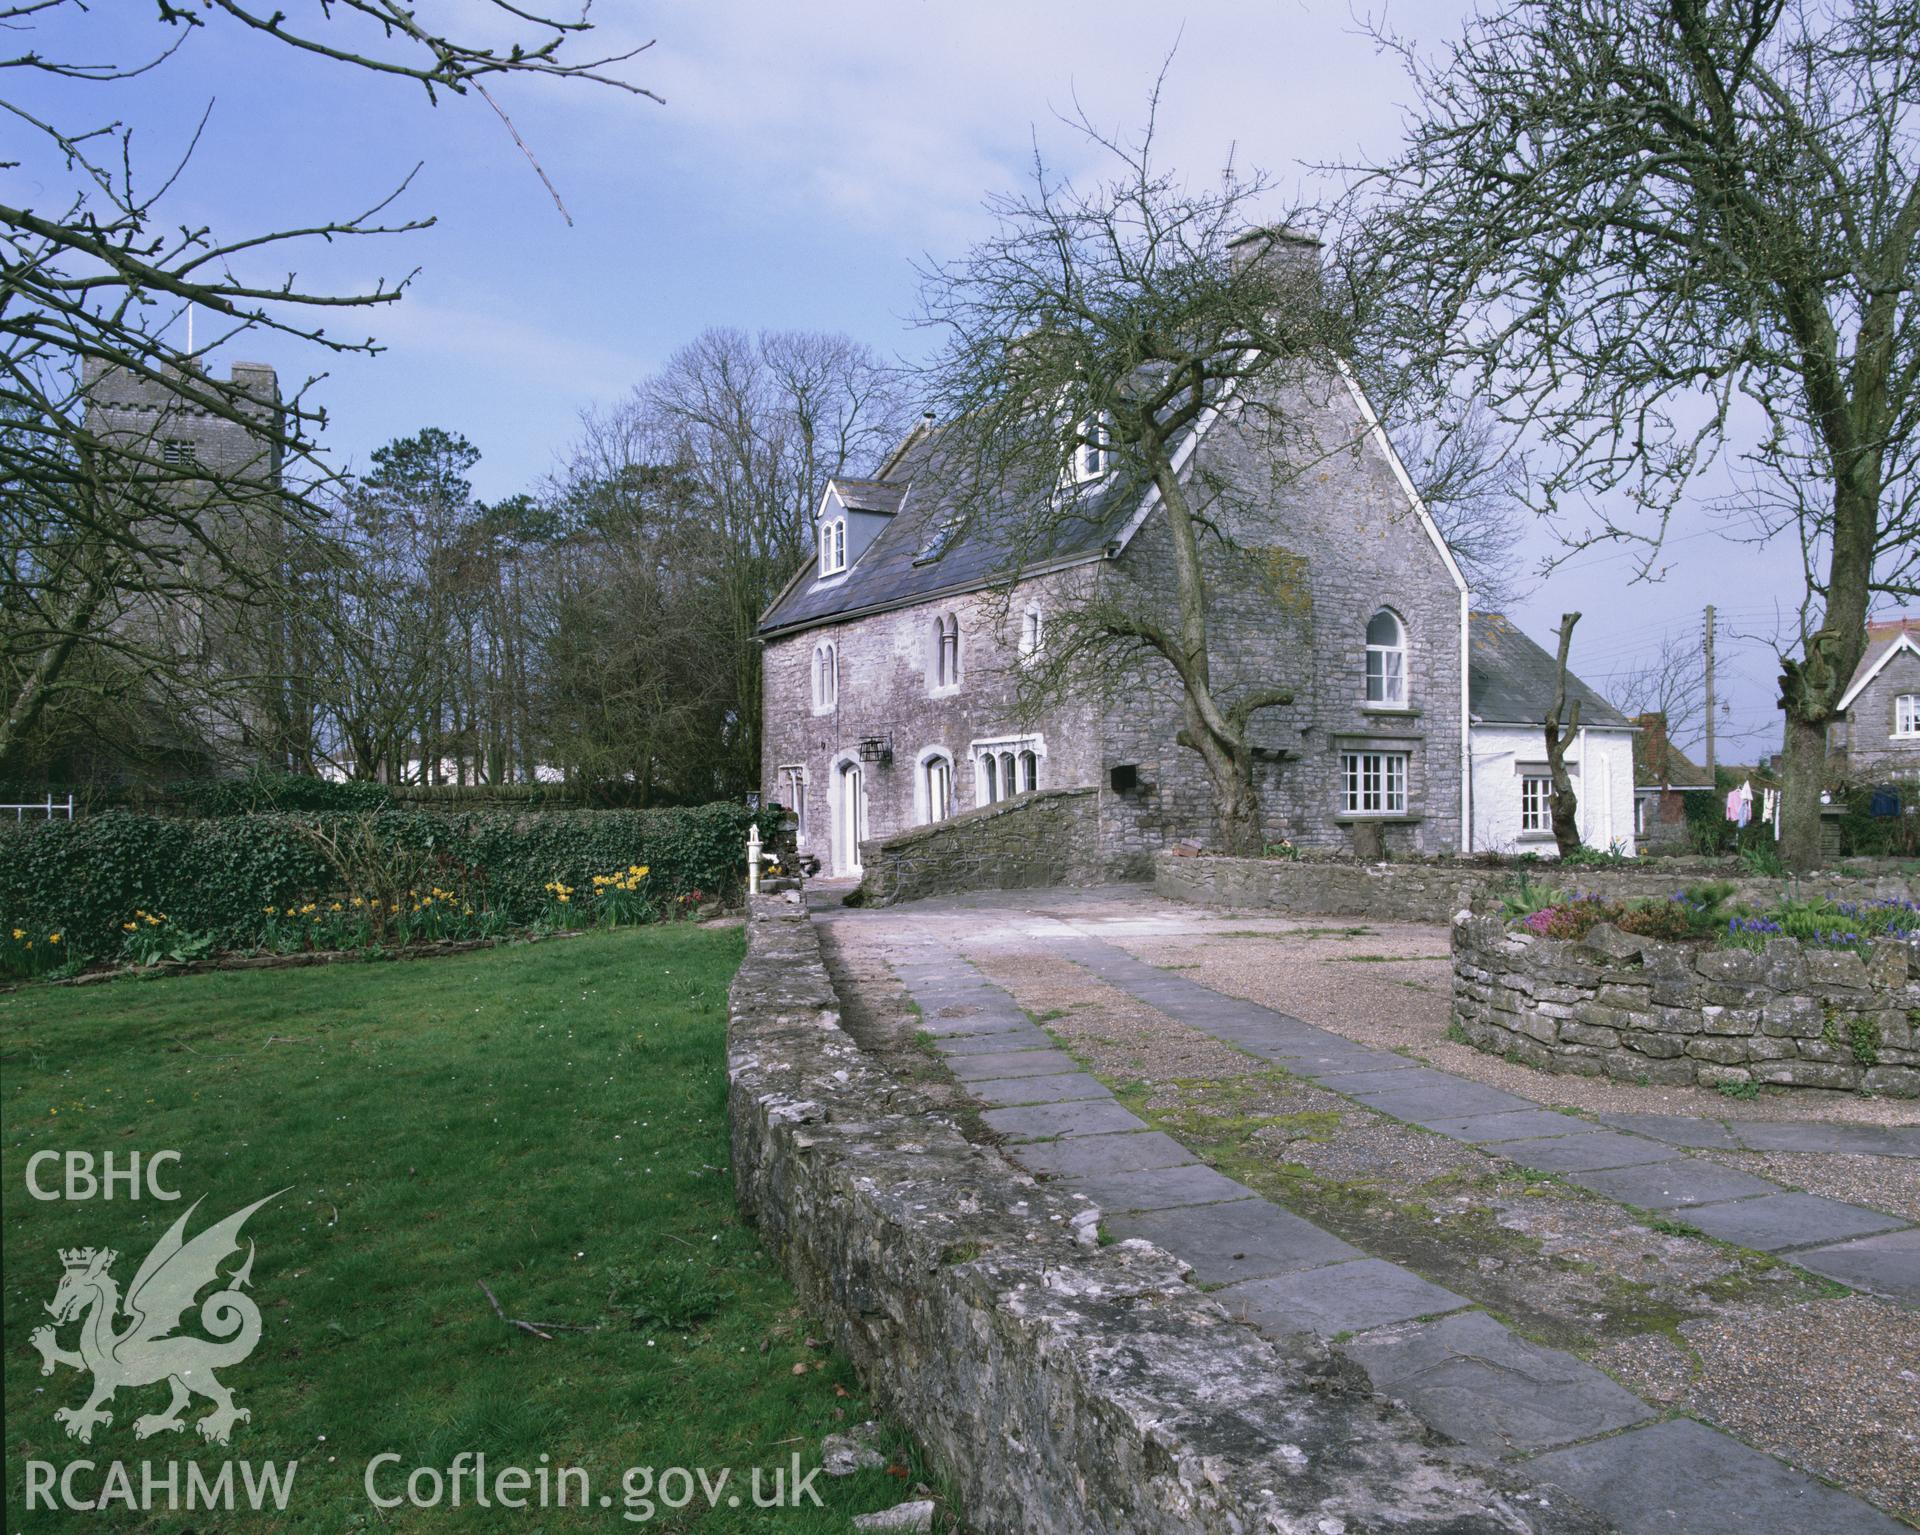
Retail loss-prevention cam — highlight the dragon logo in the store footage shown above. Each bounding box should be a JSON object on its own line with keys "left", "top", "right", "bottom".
{"left": 30, "top": 1192, "right": 281, "bottom": 1445}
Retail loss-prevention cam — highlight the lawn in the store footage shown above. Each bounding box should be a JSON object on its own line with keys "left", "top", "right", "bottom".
{"left": 1, "top": 928, "right": 930, "bottom": 1531}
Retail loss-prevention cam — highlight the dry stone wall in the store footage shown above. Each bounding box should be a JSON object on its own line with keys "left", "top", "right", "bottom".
{"left": 1451, "top": 914, "right": 1920, "bottom": 1096}
{"left": 1156, "top": 851, "right": 1919, "bottom": 925}
{"left": 727, "top": 895, "right": 1610, "bottom": 1535}
{"left": 856, "top": 787, "right": 1101, "bottom": 905}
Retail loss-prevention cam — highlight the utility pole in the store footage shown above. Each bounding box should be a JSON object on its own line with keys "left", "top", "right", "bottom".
{"left": 1703, "top": 604, "right": 1717, "bottom": 778}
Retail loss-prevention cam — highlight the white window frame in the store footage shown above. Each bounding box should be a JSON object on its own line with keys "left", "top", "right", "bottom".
{"left": 971, "top": 733, "right": 1045, "bottom": 805}
{"left": 1896, "top": 693, "right": 1920, "bottom": 738}
{"left": 779, "top": 764, "right": 809, "bottom": 844}
{"left": 932, "top": 613, "right": 960, "bottom": 693}
{"left": 1073, "top": 413, "right": 1111, "bottom": 482}
{"left": 1341, "top": 750, "right": 1408, "bottom": 816}
{"left": 819, "top": 516, "right": 848, "bottom": 576}
{"left": 811, "top": 641, "right": 838, "bottom": 713}
{"left": 1520, "top": 773, "right": 1553, "bottom": 834}
{"left": 917, "top": 748, "right": 954, "bottom": 825}
{"left": 1019, "top": 606, "right": 1045, "bottom": 658}
{"left": 1365, "top": 610, "right": 1407, "bottom": 706}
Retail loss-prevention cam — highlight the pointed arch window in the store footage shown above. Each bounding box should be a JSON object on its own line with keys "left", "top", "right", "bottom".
{"left": 811, "top": 641, "right": 838, "bottom": 711}
{"left": 933, "top": 613, "right": 960, "bottom": 691}
{"left": 921, "top": 751, "right": 954, "bottom": 824}
{"left": 1365, "top": 610, "right": 1407, "bottom": 706}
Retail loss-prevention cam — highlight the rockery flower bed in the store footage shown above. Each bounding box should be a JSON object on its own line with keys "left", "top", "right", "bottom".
{"left": 1452, "top": 885, "right": 1920, "bottom": 1096}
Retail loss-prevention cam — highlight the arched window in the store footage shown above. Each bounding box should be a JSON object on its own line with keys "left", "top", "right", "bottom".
{"left": 820, "top": 517, "right": 848, "bottom": 576}
{"left": 812, "top": 642, "right": 838, "bottom": 710}
{"left": 1365, "top": 610, "right": 1406, "bottom": 706}
{"left": 1020, "top": 607, "right": 1045, "bottom": 657}
{"left": 933, "top": 613, "right": 960, "bottom": 690}
{"left": 973, "top": 734, "right": 1045, "bottom": 805}
{"left": 921, "top": 752, "right": 953, "bottom": 824}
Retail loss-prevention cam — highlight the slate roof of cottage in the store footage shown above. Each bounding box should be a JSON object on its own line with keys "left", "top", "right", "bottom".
{"left": 1468, "top": 612, "right": 1633, "bottom": 729}
{"left": 758, "top": 419, "right": 1147, "bottom": 637}
{"left": 828, "top": 478, "right": 910, "bottom": 515}
{"left": 1837, "top": 615, "right": 1920, "bottom": 709}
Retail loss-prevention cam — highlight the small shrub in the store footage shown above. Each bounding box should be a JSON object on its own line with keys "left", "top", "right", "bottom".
{"left": 1739, "top": 842, "right": 1787, "bottom": 878}
{"left": 1716, "top": 1078, "right": 1761, "bottom": 1101}
{"left": 1263, "top": 839, "right": 1300, "bottom": 861}
{"left": 1848, "top": 1015, "right": 1882, "bottom": 1067}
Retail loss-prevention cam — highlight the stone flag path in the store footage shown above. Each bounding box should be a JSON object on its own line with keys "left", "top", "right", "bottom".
{"left": 889, "top": 939, "right": 1915, "bottom": 1535}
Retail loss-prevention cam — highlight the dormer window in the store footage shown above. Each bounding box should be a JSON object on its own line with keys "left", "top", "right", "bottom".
{"left": 1075, "top": 414, "right": 1111, "bottom": 482}
{"left": 819, "top": 516, "right": 848, "bottom": 576}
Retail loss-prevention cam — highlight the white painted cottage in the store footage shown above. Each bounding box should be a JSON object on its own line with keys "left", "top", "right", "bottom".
{"left": 1467, "top": 613, "right": 1637, "bottom": 857}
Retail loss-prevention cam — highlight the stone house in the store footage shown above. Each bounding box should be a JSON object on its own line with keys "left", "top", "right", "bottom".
{"left": 1466, "top": 614, "right": 1637, "bottom": 856}
{"left": 757, "top": 353, "right": 1471, "bottom": 879}
{"left": 1631, "top": 711, "right": 1714, "bottom": 850}
{"left": 1829, "top": 617, "right": 1920, "bottom": 783}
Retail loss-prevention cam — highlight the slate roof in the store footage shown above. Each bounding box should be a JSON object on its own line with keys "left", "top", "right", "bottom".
{"left": 829, "top": 478, "right": 909, "bottom": 515}
{"left": 1839, "top": 616, "right": 1920, "bottom": 706}
{"left": 1468, "top": 612, "right": 1633, "bottom": 729}
{"left": 759, "top": 420, "right": 1146, "bottom": 637}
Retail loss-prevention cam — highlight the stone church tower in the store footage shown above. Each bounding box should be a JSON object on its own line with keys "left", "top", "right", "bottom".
{"left": 81, "top": 359, "right": 293, "bottom": 767}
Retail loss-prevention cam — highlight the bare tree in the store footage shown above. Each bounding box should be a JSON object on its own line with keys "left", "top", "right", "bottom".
{"left": 1343, "top": 0, "right": 1920, "bottom": 869}
{"left": 915, "top": 101, "right": 1355, "bottom": 853}
{"left": 1385, "top": 399, "right": 1531, "bottom": 611}
{"left": 0, "top": 1, "right": 658, "bottom": 775}
{"left": 1544, "top": 612, "right": 1584, "bottom": 856}
{"left": 1609, "top": 632, "right": 1708, "bottom": 749}
{"left": 536, "top": 331, "right": 908, "bottom": 796}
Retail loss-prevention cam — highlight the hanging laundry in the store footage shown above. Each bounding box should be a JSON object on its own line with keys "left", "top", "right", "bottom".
{"left": 1762, "top": 788, "right": 1781, "bottom": 839}
{"left": 1725, "top": 780, "right": 1754, "bottom": 828}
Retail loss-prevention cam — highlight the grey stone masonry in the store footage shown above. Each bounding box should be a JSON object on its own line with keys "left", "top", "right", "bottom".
{"left": 761, "top": 366, "right": 1471, "bottom": 885}
{"left": 1452, "top": 914, "right": 1920, "bottom": 1096}
{"left": 857, "top": 787, "right": 1101, "bottom": 904}
{"left": 727, "top": 895, "right": 1611, "bottom": 1535}
{"left": 1841, "top": 640, "right": 1920, "bottom": 780}
{"left": 1157, "top": 849, "right": 1920, "bottom": 924}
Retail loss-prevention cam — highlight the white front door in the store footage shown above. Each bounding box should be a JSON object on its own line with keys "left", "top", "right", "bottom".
{"left": 837, "top": 762, "right": 866, "bottom": 875}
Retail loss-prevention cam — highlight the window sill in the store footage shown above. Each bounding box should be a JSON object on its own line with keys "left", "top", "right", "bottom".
{"left": 1332, "top": 811, "right": 1424, "bottom": 824}
{"left": 1359, "top": 703, "right": 1420, "bottom": 717}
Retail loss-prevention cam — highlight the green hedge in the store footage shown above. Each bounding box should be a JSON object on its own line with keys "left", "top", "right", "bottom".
{"left": 0, "top": 803, "right": 771, "bottom": 958}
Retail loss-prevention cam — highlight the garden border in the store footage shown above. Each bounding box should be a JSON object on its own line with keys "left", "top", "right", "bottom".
{"left": 724, "top": 893, "right": 1607, "bottom": 1535}
{"left": 1451, "top": 914, "right": 1920, "bottom": 1096}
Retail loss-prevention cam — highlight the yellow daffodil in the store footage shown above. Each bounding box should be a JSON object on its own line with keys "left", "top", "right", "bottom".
{"left": 48, "top": 934, "right": 60, "bottom": 944}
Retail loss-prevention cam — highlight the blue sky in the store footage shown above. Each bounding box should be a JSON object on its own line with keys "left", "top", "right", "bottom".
{"left": 19, "top": 0, "right": 1839, "bottom": 761}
